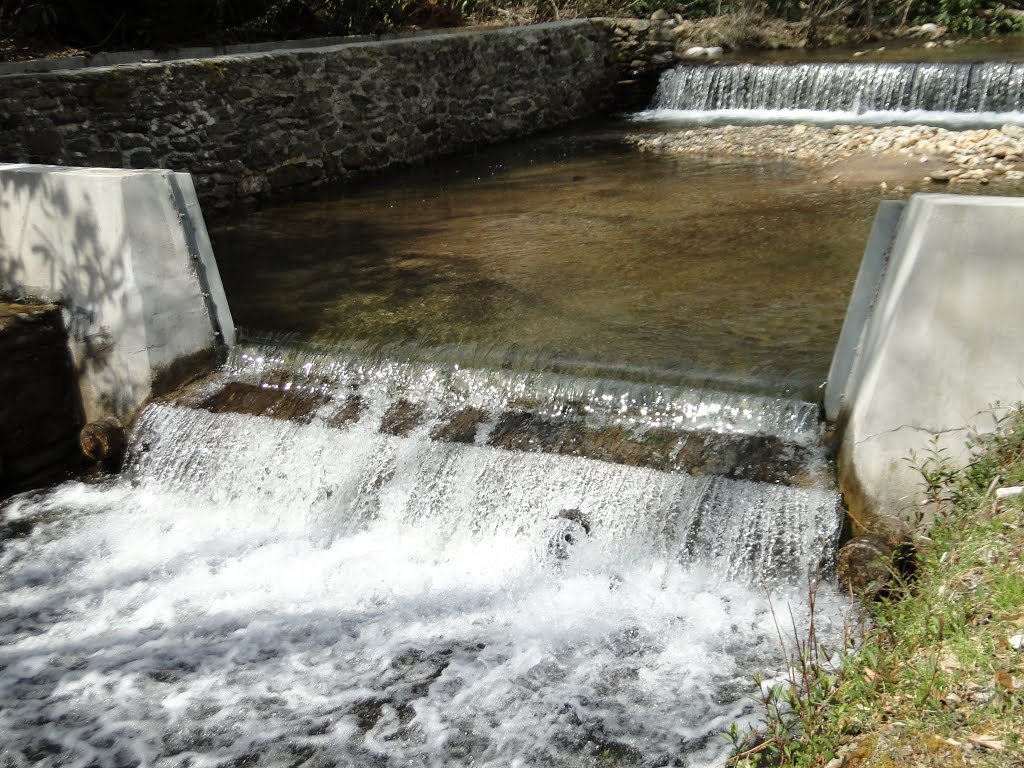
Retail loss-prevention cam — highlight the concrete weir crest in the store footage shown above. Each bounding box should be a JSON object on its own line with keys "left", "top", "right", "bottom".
{"left": 826, "top": 192, "right": 1024, "bottom": 524}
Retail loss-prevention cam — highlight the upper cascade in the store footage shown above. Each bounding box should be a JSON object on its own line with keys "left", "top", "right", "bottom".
{"left": 653, "top": 62, "right": 1024, "bottom": 115}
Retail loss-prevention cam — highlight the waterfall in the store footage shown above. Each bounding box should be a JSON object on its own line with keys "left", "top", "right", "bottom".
{"left": 0, "top": 342, "right": 847, "bottom": 767}
{"left": 647, "top": 62, "right": 1024, "bottom": 126}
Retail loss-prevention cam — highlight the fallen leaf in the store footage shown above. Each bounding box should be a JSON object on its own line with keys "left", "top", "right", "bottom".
{"left": 863, "top": 667, "right": 878, "bottom": 683}
{"left": 939, "top": 652, "right": 962, "bottom": 672}
{"left": 967, "top": 735, "right": 1004, "bottom": 751}
{"left": 994, "top": 670, "right": 1018, "bottom": 690}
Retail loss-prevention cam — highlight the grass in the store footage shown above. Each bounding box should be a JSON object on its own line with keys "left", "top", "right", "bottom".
{"left": 729, "top": 406, "right": 1024, "bottom": 767}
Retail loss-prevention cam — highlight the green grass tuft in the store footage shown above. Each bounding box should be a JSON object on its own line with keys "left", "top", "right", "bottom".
{"left": 729, "top": 405, "right": 1024, "bottom": 768}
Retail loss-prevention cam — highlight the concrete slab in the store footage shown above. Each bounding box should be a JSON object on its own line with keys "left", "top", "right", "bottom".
{"left": 0, "top": 164, "right": 234, "bottom": 424}
{"left": 825, "top": 199, "right": 906, "bottom": 423}
{"left": 828, "top": 193, "right": 1024, "bottom": 523}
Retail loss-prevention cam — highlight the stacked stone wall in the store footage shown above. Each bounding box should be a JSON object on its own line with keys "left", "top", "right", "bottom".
{"left": 0, "top": 21, "right": 662, "bottom": 214}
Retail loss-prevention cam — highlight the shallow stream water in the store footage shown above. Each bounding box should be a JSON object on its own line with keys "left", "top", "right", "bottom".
{"left": 210, "top": 122, "right": 895, "bottom": 400}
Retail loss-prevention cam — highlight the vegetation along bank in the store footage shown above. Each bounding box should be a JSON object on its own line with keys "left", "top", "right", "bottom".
{"left": 731, "top": 409, "right": 1024, "bottom": 766}
{"left": 1, "top": 0, "right": 1022, "bottom": 62}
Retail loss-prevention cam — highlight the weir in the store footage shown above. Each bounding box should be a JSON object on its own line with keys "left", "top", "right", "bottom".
{"left": 651, "top": 61, "right": 1024, "bottom": 124}
{"left": 0, "top": 337, "right": 846, "bottom": 766}
{"left": 5, "top": 37, "right": 1024, "bottom": 768}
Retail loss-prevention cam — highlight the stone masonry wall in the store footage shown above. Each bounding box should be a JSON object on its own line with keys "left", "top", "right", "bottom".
{"left": 0, "top": 303, "right": 82, "bottom": 498}
{"left": 0, "top": 20, "right": 647, "bottom": 215}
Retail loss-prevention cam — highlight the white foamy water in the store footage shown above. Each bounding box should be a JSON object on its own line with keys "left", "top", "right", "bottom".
{"left": 0, "top": 388, "right": 846, "bottom": 767}
{"left": 634, "top": 107, "right": 1024, "bottom": 129}
{"left": 641, "top": 62, "right": 1024, "bottom": 128}
{"left": 226, "top": 340, "right": 825, "bottom": 444}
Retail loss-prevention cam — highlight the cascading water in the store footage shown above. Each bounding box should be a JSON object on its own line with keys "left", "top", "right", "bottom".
{"left": 644, "top": 62, "right": 1024, "bottom": 127}
{"left": 0, "top": 339, "right": 848, "bottom": 767}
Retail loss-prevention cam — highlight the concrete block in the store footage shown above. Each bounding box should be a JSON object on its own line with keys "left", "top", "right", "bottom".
{"left": 0, "top": 164, "right": 234, "bottom": 424}
{"left": 825, "top": 199, "right": 906, "bottom": 423}
{"left": 829, "top": 193, "right": 1024, "bottom": 522}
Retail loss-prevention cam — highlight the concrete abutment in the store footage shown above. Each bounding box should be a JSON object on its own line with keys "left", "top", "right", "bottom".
{"left": 827, "top": 193, "right": 1024, "bottom": 526}
{"left": 0, "top": 165, "right": 234, "bottom": 435}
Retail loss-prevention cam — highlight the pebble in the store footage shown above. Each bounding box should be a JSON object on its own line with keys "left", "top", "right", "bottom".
{"left": 629, "top": 123, "right": 1024, "bottom": 185}
{"left": 682, "top": 45, "right": 723, "bottom": 58}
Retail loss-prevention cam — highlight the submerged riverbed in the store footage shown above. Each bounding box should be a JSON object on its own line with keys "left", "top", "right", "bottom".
{"left": 210, "top": 121, "right": 908, "bottom": 400}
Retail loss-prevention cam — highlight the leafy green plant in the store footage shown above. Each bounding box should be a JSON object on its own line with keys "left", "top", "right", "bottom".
{"left": 913, "top": 0, "right": 1023, "bottom": 34}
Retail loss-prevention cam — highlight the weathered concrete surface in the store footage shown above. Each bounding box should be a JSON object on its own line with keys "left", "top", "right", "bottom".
{"left": 0, "top": 21, "right": 647, "bottom": 214}
{"left": 0, "top": 303, "right": 82, "bottom": 496}
{"left": 827, "top": 193, "right": 1024, "bottom": 523}
{"left": 0, "top": 165, "right": 234, "bottom": 424}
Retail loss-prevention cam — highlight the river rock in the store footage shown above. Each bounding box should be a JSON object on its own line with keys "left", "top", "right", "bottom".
{"left": 199, "top": 380, "right": 330, "bottom": 422}
{"left": 429, "top": 407, "right": 487, "bottom": 444}
{"left": 837, "top": 536, "right": 893, "bottom": 597}
{"left": 629, "top": 124, "right": 1024, "bottom": 185}
{"left": 683, "top": 46, "right": 722, "bottom": 59}
{"left": 543, "top": 509, "right": 592, "bottom": 562}
{"left": 79, "top": 416, "right": 126, "bottom": 466}
{"left": 326, "top": 395, "right": 366, "bottom": 428}
{"left": 911, "top": 22, "right": 945, "bottom": 38}
{"left": 380, "top": 399, "right": 425, "bottom": 437}
{"left": 863, "top": 513, "right": 913, "bottom": 549}
{"left": 837, "top": 517, "right": 915, "bottom": 598}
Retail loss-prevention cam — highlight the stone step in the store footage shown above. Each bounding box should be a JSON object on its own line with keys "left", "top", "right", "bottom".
{"left": 165, "top": 375, "right": 822, "bottom": 488}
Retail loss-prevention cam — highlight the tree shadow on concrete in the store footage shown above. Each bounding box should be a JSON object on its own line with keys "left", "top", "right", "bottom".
{"left": 0, "top": 169, "right": 144, "bottom": 420}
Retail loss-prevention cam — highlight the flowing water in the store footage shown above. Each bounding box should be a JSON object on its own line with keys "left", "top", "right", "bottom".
{"left": 6, "top": 58, "right": 1024, "bottom": 768}
{"left": 0, "top": 339, "right": 846, "bottom": 767}
{"left": 209, "top": 125, "right": 892, "bottom": 401}
{"left": 646, "top": 61, "right": 1024, "bottom": 127}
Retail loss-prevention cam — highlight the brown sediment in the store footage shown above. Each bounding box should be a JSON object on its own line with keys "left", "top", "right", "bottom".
{"left": 197, "top": 381, "right": 330, "bottom": 422}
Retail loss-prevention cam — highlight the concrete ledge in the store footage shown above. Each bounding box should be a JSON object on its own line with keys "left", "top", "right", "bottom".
{"left": 0, "top": 164, "right": 234, "bottom": 424}
{"left": 0, "top": 302, "right": 82, "bottom": 496}
{"left": 827, "top": 193, "right": 1024, "bottom": 523}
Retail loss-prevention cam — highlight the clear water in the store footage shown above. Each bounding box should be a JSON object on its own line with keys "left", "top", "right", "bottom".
{"left": 209, "top": 121, "right": 897, "bottom": 401}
